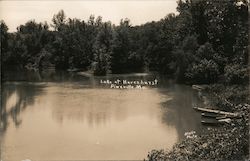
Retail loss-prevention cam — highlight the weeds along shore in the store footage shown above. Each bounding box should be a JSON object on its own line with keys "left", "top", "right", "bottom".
{"left": 146, "top": 84, "right": 249, "bottom": 161}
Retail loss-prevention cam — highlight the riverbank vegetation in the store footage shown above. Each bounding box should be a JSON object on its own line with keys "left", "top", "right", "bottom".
{"left": 146, "top": 84, "right": 249, "bottom": 161}
{"left": 1, "top": 0, "right": 248, "bottom": 83}
{"left": 1, "top": 0, "right": 249, "bottom": 160}
{"left": 144, "top": 1, "right": 249, "bottom": 160}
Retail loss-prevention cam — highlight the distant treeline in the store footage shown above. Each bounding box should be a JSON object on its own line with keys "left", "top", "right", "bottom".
{"left": 1, "top": 0, "right": 248, "bottom": 84}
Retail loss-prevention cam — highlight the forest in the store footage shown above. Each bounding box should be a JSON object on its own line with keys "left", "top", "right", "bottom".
{"left": 1, "top": 0, "right": 248, "bottom": 85}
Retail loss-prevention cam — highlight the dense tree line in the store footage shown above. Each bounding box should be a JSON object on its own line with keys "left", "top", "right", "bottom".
{"left": 1, "top": 0, "right": 248, "bottom": 84}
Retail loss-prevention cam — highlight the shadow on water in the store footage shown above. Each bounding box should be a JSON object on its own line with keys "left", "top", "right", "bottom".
{"left": 2, "top": 70, "right": 88, "bottom": 82}
{"left": 0, "top": 83, "right": 45, "bottom": 133}
{"left": 157, "top": 78, "right": 203, "bottom": 141}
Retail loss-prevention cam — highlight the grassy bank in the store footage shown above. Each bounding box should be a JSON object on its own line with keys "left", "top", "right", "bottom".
{"left": 146, "top": 84, "right": 249, "bottom": 161}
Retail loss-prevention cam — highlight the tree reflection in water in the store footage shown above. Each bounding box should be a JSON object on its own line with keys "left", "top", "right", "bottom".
{"left": 0, "top": 83, "right": 45, "bottom": 132}
{"left": 156, "top": 78, "right": 203, "bottom": 141}
{"left": 159, "top": 85, "right": 203, "bottom": 141}
{"left": 0, "top": 72, "right": 204, "bottom": 160}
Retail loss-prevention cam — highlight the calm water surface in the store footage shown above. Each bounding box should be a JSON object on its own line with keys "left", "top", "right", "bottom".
{"left": 0, "top": 71, "right": 202, "bottom": 160}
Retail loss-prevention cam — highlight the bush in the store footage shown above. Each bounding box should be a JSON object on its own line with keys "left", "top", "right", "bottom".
{"left": 224, "top": 64, "right": 248, "bottom": 84}
{"left": 146, "top": 85, "right": 249, "bottom": 161}
{"left": 146, "top": 104, "right": 249, "bottom": 161}
{"left": 206, "top": 84, "right": 250, "bottom": 109}
{"left": 185, "top": 59, "right": 219, "bottom": 84}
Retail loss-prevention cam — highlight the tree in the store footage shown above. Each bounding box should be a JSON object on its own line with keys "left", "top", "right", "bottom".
{"left": 155, "top": 13, "right": 178, "bottom": 74}
{"left": 111, "top": 18, "right": 133, "bottom": 73}
{"left": 173, "top": 35, "right": 199, "bottom": 82}
{"left": 1, "top": 0, "right": 248, "bottom": 85}
{"left": 52, "top": 10, "right": 66, "bottom": 31}
{"left": 186, "top": 59, "right": 219, "bottom": 83}
{"left": 2, "top": 20, "right": 52, "bottom": 70}
{"left": 0, "top": 20, "right": 8, "bottom": 54}
{"left": 1, "top": 20, "right": 9, "bottom": 73}
{"left": 92, "top": 22, "right": 113, "bottom": 75}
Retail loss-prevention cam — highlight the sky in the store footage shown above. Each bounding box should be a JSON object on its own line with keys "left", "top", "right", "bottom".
{"left": 0, "top": 0, "right": 178, "bottom": 32}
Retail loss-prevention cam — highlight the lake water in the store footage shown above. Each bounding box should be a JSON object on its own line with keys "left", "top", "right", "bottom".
{"left": 0, "top": 71, "right": 202, "bottom": 160}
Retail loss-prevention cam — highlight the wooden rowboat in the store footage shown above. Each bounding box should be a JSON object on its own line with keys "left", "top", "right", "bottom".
{"left": 201, "top": 112, "right": 223, "bottom": 118}
{"left": 193, "top": 106, "right": 240, "bottom": 118}
{"left": 192, "top": 85, "right": 205, "bottom": 91}
{"left": 201, "top": 119, "right": 223, "bottom": 125}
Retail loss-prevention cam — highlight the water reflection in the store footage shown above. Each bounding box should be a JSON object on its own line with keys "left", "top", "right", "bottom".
{"left": 1, "top": 83, "right": 45, "bottom": 132}
{"left": 49, "top": 87, "right": 166, "bottom": 127}
{"left": 2, "top": 70, "right": 87, "bottom": 82}
{"left": 158, "top": 84, "right": 202, "bottom": 141}
{"left": 1, "top": 71, "right": 202, "bottom": 160}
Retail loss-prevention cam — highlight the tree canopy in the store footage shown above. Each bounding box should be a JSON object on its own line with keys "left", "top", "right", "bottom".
{"left": 1, "top": 0, "right": 248, "bottom": 84}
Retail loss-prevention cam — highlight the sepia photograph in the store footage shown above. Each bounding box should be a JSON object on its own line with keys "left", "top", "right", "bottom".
{"left": 0, "top": 0, "right": 249, "bottom": 160}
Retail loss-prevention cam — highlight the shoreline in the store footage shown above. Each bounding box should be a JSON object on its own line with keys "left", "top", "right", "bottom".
{"left": 146, "top": 83, "right": 249, "bottom": 161}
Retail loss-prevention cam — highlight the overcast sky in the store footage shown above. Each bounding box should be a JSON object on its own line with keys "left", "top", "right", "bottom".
{"left": 0, "top": 0, "right": 178, "bottom": 32}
